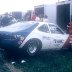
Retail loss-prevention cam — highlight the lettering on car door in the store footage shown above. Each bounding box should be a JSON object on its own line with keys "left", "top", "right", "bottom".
{"left": 49, "top": 24, "right": 65, "bottom": 49}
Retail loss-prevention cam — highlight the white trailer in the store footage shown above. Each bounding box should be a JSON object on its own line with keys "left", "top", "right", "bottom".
{"left": 34, "top": 1, "right": 71, "bottom": 31}
{"left": 34, "top": 4, "right": 57, "bottom": 24}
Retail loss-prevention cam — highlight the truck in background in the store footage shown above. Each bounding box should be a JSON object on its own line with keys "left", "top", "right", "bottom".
{"left": 34, "top": 1, "right": 71, "bottom": 32}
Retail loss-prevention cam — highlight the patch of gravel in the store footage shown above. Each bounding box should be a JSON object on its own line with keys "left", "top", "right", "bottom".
{"left": 0, "top": 48, "right": 22, "bottom": 72}
{"left": 0, "top": 49, "right": 11, "bottom": 72}
{"left": 5, "top": 63, "right": 22, "bottom": 72}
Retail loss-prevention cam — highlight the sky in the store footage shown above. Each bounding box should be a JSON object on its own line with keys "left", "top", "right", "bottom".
{"left": 0, "top": 0, "right": 65, "bottom": 14}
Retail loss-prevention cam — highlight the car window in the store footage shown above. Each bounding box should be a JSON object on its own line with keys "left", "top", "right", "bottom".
{"left": 38, "top": 24, "right": 49, "bottom": 33}
{"left": 49, "top": 24, "right": 64, "bottom": 34}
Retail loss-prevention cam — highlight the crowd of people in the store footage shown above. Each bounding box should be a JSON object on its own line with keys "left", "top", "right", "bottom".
{"left": 24, "top": 10, "right": 49, "bottom": 22}
{"left": 0, "top": 13, "right": 17, "bottom": 27}
{"left": 0, "top": 11, "right": 49, "bottom": 27}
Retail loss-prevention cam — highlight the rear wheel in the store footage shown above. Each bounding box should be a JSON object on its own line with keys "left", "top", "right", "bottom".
{"left": 26, "top": 40, "right": 41, "bottom": 56}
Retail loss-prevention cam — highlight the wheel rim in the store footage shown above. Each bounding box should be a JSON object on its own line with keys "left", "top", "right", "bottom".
{"left": 28, "top": 42, "right": 37, "bottom": 54}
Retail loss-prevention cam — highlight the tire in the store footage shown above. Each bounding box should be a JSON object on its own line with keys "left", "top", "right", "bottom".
{"left": 26, "top": 39, "right": 41, "bottom": 56}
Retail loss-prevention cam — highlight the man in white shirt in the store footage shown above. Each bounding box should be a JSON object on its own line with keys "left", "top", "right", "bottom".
{"left": 43, "top": 15, "right": 49, "bottom": 22}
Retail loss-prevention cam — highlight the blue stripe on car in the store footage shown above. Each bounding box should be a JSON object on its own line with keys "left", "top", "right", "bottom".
{"left": 13, "top": 23, "right": 38, "bottom": 37}
{"left": 0, "top": 23, "right": 38, "bottom": 48}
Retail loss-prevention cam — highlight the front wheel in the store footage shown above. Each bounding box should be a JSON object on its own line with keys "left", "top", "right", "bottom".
{"left": 26, "top": 40, "right": 41, "bottom": 56}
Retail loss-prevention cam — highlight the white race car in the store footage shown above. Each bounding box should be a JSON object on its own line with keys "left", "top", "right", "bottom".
{"left": 0, "top": 21, "right": 70, "bottom": 56}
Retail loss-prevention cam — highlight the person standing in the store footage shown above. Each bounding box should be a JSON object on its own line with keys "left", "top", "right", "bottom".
{"left": 43, "top": 15, "right": 49, "bottom": 22}
{"left": 67, "top": 22, "right": 72, "bottom": 34}
{"left": 1, "top": 13, "right": 11, "bottom": 26}
{"left": 67, "top": 22, "right": 72, "bottom": 48}
{"left": 31, "top": 11, "right": 36, "bottom": 21}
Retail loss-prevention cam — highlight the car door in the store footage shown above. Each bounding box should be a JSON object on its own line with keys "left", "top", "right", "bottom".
{"left": 37, "top": 24, "right": 51, "bottom": 49}
{"left": 48, "top": 24, "right": 68, "bottom": 49}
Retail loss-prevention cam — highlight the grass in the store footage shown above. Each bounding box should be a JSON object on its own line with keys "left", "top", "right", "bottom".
{"left": 1, "top": 49, "right": 72, "bottom": 72}
{"left": 0, "top": 49, "right": 11, "bottom": 72}
{"left": 13, "top": 50, "right": 72, "bottom": 72}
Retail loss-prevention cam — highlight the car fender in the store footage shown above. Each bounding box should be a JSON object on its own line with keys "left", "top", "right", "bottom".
{"left": 19, "top": 31, "right": 43, "bottom": 48}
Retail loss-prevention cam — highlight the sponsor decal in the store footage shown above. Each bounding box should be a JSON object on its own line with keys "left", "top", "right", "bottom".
{"left": 53, "top": 39, "right": 64, "bottom": 47}
{"left": 54, "top": 39, "right": 63, "bottom": 43}
{"left": 43, "top": 36, "right": 50, "bottom": 40}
